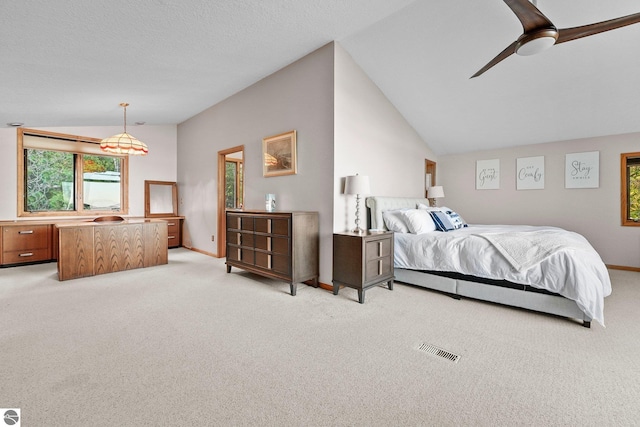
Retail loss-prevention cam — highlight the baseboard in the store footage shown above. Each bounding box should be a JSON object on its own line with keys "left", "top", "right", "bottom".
{"left": 186, "top": 246, "right": 218, "bottom": 258}
{"left": 316, "top": 282, "right": 333, "bottom": 291}
{"left": 607, "top": 264, "right": 640, "bottom": 272}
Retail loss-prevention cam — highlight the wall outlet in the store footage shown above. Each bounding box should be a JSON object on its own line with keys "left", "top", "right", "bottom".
{"left": 211, "top": 235, "right": 215, "bottom": 242}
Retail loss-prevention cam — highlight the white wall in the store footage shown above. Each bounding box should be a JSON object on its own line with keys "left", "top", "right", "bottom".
{"left": 0, "top": 125, "right": 177, "bottom": 219}
{"left": 177, "top": 43, "right": 335, "bottom": 281}
{"left": 333, "top": 43, "right": 436, "bottom": 232}
{"left": 438, "top": 132, "right": 640, "bottom": 268}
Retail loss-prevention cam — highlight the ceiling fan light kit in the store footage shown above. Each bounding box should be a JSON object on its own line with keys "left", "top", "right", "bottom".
{"left": 515, "top": 28, "right": 558, "bottom": 56}
{"left": 472, "top": 0, "right": 640, "bottom": 77}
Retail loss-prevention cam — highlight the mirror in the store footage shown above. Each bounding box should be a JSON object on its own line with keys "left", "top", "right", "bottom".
{"left": 145, "top": 180, "right": 178, "bottom": 217}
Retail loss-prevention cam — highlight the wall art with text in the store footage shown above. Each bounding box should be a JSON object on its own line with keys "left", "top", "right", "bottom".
{"left": 565, "top": 151, "right": 599, "bottom": 189}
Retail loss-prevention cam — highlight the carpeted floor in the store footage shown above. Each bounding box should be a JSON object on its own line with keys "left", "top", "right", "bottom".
{"left": 1, "top": 248, "right": 638, "bottom": 426}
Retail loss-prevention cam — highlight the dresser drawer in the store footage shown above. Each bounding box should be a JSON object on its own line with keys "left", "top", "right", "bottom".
{"left": 365, "top": 237, "right": 392, "bottom": 262}
{"left": 3, "top": 224, "right": 50, "bottom": 251}
{"left": 3, "top": 248, "right": 52, "bottom": 265}
{"left": 365, "top": 256, "right": 392, "bottom": 282}
{"left": 166, "top": 221, "right": 181, "bottom": 247}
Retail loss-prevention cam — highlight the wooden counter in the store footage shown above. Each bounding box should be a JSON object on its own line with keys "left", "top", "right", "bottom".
{"left": 56, "top": 219, "right": 168, "bottom": 281}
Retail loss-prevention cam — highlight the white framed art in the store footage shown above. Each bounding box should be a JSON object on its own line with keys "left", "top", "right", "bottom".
{"left": 476, "top": 159, "right": 500, "bottom": 190}
{"left": 565, "top": 151, "right": 599, "bottom": 189}
{"left": 516, "top": 156, "right": 544, "bottom": 190}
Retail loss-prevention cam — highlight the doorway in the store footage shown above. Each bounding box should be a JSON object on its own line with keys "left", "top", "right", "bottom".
{"left": 217, "top": 145, "right": 244, "bottom": 258}
{"left": 425, "top": 159, "right": 436, "bottom": 197}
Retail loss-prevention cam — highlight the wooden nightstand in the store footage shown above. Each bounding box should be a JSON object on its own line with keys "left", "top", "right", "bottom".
{"left": 332, "top": 231, "right": 394, "bottom": 303}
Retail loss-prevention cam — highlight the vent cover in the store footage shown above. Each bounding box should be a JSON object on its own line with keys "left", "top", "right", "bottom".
{"left": 417, "top": 343, "right": 460, "bottom": 363}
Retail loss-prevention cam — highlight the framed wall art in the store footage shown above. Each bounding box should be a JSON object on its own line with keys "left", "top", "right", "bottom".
{"left": 262, "top": 130, "right": 297, "bottom": 177}
{"left": 516, "top": 156, "right": 544, "bottom": 190}
{"left": 565, "top": 151, "right": 599, "bottom": 189}
{"left": 476, "top": 159, "right": 500, "bottom": 190}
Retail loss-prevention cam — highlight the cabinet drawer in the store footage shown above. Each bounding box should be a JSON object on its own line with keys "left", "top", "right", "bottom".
{"left": 167, "top": 222, "right": 180, "bottom": 245}
{"left": 3, "top": 248, "right": 51, "bottom": 264}
{"left": 255, "top": 218, "right": 289, "bottom": 236}
{"left": 255, "top": 252, "right": 290, "bottom": 275}
{"left": 365, "top": 257, "right": 392, "bottom": 282}
{"left": 3, "top": 225, "right": 50, "bottom": 251}
{"left": 227, "top": 231, "right": 254, "bottom": 247}
{"left": 254, "top": 235, "right": 289, "bottom": 254}
{"left": 365, "top": 238, "right": 391, "bottom": 261}
{"left": 228, "top": 247, "right": 255, "bottom": 264}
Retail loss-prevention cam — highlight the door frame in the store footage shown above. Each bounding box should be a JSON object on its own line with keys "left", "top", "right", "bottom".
{"left": 217, "top": 145, "right": 244, "bottom": 258}
{"left": 425, "top": 159, "right": 436, "bottom": 197}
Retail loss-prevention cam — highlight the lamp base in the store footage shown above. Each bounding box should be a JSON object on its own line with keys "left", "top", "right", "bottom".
{"left": 352, "top": 226, "right": 366, "bottom": 235}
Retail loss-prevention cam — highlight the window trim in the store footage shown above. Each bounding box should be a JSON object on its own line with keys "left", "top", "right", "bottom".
{"left": 621, "top": 151, "right": 640, "bottom": 226}
{"left": 17, "top": 128, "right": 129, "bottom": 217}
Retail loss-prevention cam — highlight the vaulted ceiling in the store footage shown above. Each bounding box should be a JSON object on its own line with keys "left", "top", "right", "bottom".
{"left": 2, "top": 0, "right": 640, "bottom": 155}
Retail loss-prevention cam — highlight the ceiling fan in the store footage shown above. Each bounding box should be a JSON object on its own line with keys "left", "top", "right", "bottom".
{"left": 471, "top": 0, "right": 640, "bottom": 78}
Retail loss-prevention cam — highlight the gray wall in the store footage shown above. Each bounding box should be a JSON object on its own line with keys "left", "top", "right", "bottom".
{"left": 177, "top": 43, "right": 335, "bottom": 282}
{"left": 333, "top": 43, "right": 437, "bottom": 233}
{"left": 438, "top": 132, "right": 640, "bottom": 268}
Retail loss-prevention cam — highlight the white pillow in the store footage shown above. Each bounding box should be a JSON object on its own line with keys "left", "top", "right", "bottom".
{"left": 382, "top": 210, "right": 410, "bottom": 233}
{"left": 418, "top": 203, "right": 448, "bottom": 212}
{"left": 400, "top": 209, "right": 437, "bottom": 234}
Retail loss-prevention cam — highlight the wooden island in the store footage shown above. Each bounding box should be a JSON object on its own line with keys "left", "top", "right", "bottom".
{"left": 56, "top": 218, "right": 168, "bottom": 281}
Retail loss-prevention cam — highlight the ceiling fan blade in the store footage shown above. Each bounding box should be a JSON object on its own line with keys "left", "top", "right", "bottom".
{"left": 471, "top": 41, "right": 518, "bottom": 78}
{"left": 504, "top": 0, "right": 554, "bottom": 32}
{"left": 556, "top": 12, "right": 640, "bottom": 44}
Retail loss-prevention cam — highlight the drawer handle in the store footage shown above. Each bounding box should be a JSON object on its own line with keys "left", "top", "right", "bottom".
{"left": 167, "top": 222, "right": 175, "bottom": 226}
{"left": 378, "top": 241, "right": 382, "bottom": 256}
{"left": 18, "top": 230, "right": 34, "bottom": 235}
{"left": 168, "top": 236, "right": 176, "bottom": 239}
{"left": 378, "top": 260, "right": 382, "bottom": 275}
{"left": 19, "top": 252, "right": 34, "bottom": 257}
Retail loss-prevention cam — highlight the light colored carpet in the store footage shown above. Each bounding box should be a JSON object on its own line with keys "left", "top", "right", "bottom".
{"left": 1, "top": 248, "right": 638, "bottom": 426}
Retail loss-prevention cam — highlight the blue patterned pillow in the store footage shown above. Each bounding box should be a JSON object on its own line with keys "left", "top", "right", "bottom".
{"left": 444, "top": 210, "right": 466, "bottom": 230}
{"left": 429, "top": 211, "right": 455, "bottom": 231}
{"left": 429, "top": 210, "right": 467, "bottom": 232}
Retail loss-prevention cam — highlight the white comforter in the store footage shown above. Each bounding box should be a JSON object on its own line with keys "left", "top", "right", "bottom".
{"left": 394, "top": 225, "right": 611, "bottom": 326}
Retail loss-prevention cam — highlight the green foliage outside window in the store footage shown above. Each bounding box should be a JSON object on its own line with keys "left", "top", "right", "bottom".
{"left": 26, "top": 150, "right": 74, "bottom": 211}
{"left": 630, "top": 165, "right": 640, "bottom": 220}
{"left": 25, "top": 149, "right": 122, "bottom": 212}
{"left": 225, "top": 161, "right": 243, "bottom": 209}
{"left": 225, "top": 162, "right": 237, "bottom": 209}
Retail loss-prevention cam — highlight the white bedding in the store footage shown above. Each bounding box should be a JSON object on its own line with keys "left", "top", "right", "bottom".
{"left": 394, "top": 224, "right": 612, "bottom": 326}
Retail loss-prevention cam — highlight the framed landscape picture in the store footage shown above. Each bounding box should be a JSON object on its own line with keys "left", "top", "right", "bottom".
{"left": 262, "top": 130, "right": 297, "bottom": 177}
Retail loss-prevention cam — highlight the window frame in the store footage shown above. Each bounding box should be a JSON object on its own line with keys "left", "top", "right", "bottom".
{"left": 621, "top": 151, "right": 640, "bottom": 226}
{"left": 17, "top": 128, "right": 129, "bottom": 217}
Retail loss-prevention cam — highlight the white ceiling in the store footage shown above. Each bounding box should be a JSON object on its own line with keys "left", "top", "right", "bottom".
{"left": 2, "top": 0, "right": 640, "bottom": 155}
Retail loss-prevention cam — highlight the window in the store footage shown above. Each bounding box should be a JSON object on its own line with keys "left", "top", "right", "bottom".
{"left": 225, "top": 159, "right": 243, "bottom": 209}
{"left": 621, "top": 152, "right": 640, "bottom": 226}
{"left": 18, "top": 128, "right": 129, "bottom": 217}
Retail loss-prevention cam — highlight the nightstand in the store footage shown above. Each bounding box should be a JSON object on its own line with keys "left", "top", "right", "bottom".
{"left": 332, "top": 231, "right": 394, "bottom": 303}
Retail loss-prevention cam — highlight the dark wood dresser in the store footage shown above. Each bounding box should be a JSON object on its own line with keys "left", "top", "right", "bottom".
{"left": 332, "top": 231, "right": 394, "bottom": 303}
{"left": 225, "top": 211, "right": 319, "bottom": 296}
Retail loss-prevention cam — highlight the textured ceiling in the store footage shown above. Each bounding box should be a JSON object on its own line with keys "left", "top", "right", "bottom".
{"left": 2, "top": 0, "right": 640, "bottom": 155}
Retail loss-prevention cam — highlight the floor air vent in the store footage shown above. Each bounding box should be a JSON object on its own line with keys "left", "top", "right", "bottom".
{"left": 417, "top": 343, "right": 460, "bottom": 363}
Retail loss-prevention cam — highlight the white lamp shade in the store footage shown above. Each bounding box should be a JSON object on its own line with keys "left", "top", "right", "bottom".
{"left": 344, "top": 175, "right": 370, "bottom": 195}
{"left": 427, "top": 185, "right": 445, "bottom": 199}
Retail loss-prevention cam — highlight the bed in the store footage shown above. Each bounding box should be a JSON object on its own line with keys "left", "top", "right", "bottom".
{"left": 365, "top": 196, "right": 612, "bottom": 327}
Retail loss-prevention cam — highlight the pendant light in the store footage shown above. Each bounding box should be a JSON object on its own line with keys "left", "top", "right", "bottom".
{"left": 100, "top": 103, "right": 148, "bottom": 156}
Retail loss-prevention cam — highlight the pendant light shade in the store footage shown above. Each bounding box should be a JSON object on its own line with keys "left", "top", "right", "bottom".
{"left": 100, "top": 103, "right": 148, "bottom": 156}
